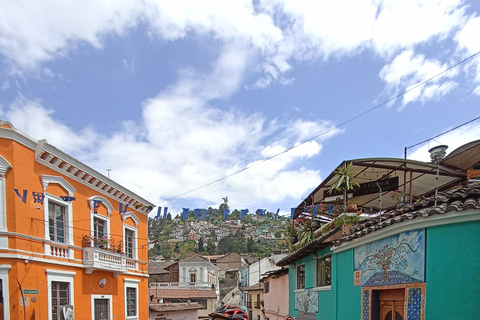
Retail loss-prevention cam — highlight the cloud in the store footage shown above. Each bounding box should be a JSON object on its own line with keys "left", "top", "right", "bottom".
{"left": 379, "top": 50, "right": 458, "bottom": 107}
{"left": 407, "top": 123, "right": 480, "bottom": 162}
{"left": 0, "top": 96, "right": 100, "bottom": 154}
{"left": 0, "top": 0, "right": 474, "bottom": 89}
{"left": 0, "top": 45, "right": 341, "bottom": 211}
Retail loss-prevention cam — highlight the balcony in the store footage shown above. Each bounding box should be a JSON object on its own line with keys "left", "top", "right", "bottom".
{"left": 83, "top": 247, "right": 127, "bottom": 277}
{"left": 246, "top": 301, "right": 252, "bottom": 308}
{"left": 254, "top": 302, "right": 261, "bottom": 309}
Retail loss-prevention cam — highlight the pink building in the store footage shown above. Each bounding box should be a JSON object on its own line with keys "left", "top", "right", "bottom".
{"left": 261, "top": 268, "right": 289, "bottom": 320}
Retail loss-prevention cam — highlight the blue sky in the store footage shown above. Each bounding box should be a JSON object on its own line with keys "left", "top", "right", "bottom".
{"left": 1, "top": 0, "right": 480, "bottom": 217}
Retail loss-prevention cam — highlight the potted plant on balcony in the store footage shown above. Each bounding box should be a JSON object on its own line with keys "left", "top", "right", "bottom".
{"left": 82, "top": 234, "right": 91, "bottom": 247}
{"left": 285, "top": 223, "right": 298, "bottom": 245}
{"left": 115, "top": 241, "right": 123, "bottom": 253}
{"left": 346, "top": 198, "right": 358, "bottom": 212}
{"left": 391, "top": 190, "right": 409, "bottom": 209}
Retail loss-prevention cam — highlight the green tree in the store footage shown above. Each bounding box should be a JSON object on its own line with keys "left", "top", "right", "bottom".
{"left": 198, "top": 237, "right": 204, "bottom": 252}
{"left": 166, "top": 212, "right": 172, "bottom": 220}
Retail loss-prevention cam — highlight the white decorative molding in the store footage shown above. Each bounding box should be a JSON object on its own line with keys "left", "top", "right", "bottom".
{"left": 88, "top": 196, "right": 114, "bottom": 216}
{"left": 0, "top": 156, "right": 11, "bottom": 233}
{"left": 0, "top": 156, "right": 12, "bottom": 176}
{"left": 121, "top": 211, "right": 140, "bottom": 227}
{"left": 41, "top": 175, "right": 76, "bottom": 196}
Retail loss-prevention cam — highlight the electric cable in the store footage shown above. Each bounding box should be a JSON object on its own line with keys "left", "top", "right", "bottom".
{"left": 164, "top": 49, "right": 480, "bottom": 202}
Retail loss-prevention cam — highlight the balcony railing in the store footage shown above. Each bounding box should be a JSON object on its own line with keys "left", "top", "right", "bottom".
{"left": 83, "top": 247, "right": 127, "bottom": 276}
{"left": 246, "top": 302, "right": 252, "bottom": 308}
{"left": 254, "top": 302, "right": 261, "bottom": 309}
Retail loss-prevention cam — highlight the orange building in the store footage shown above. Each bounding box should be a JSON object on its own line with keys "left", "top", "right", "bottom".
{"left": 0, "top": 120, "right": 155, "bottom": 320}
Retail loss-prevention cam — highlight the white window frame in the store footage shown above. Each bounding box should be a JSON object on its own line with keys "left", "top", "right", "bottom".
{"left": 46, "top": 269, "right": 75, "bottom": 320}
{"left": 122, "top": 211, "right": 139, "bottom": 261}
{"left": 124, "top": 278, "right": 139, "bottom": 320}
{"left": 313, "top": 254, "right": 332, "bottom": 292}
{"left": 124, "top": 226, "right": 137, "bottom": 260}
{"left": 0, "top": 265, "right": 11, "bottom": 320}
{"left": 0, "top": 156, "right": 11, "bottom": 249}
{"left": 295, "top": 264, "right": 305, "bottom": 291}
{"left": 88, "top": 196, "right": 113, "bottom": 247}
{"left": 42, "top": 176, "right": 76, "bottom": 258}
{"left": 91, "top": 294, "right": 113, "bottom": 320}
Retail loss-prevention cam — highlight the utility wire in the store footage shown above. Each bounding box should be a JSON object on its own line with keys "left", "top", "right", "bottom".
{"left": 165, "top": 49, "right": 480, "bottom": 201}
{"left": 406, "top": 116, "right": 480, "bottom": 150}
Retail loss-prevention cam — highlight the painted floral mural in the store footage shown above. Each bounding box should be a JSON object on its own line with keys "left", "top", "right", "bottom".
{"left": 354, "top": 229, "right": 425, "bottom": 286}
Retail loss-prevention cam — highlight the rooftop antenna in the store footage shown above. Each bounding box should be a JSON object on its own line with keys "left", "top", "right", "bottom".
{"left": 428, "top": 145, "right": 448, "bottom": 207}
{"left": 106, "top": 169, "right": 112, "bottom": 179}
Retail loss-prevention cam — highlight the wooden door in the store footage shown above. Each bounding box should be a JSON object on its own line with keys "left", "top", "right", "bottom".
{"left": 379, "top": 289, "right": 405, "bottom": 320}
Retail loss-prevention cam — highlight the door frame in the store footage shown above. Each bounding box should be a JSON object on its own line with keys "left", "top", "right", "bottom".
{"left": 361, "top": 283, "right": 426, "bottom": 320}
{"left": 0, "top": 265, "right": 10, "bottom": 320}
{"left": 91, "top": 295, "right": 112, "bottom": 320}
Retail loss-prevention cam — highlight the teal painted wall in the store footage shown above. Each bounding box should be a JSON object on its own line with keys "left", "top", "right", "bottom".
{"left": 287, "top": 247, "right": 360, "bottom": 320}
{"left": 425, "top": 220, "right": 480, "bottom": 319}
{"left": 335, "top": 249, "right": 361, "bottom": 320}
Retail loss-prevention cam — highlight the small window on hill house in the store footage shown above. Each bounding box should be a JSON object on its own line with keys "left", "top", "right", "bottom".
{"left": 297, "top": 265, "right": 305, "bottom": 289}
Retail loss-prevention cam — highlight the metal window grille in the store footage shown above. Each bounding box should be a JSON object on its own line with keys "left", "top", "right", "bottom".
{"left": 297, "top": 265, "right": 305, "bottom": 289}
{"left": 316, "top": 254, "right": 332, "bottom": 287}
{"left": 51, "top": 282, "right": 69, "bottom": 320}
{"left": 49, "top": 203, "right": 65, "bottom": 243}
{"left": 94, "top": 298, "right": 110, "bottom": 320}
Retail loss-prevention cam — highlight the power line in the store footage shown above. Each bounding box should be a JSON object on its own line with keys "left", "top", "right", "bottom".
{"left": 406, "top": 116, "right": 480, "bottom": 150}
{"left": 165, "top": 49, "right": 480, "bottom": 201}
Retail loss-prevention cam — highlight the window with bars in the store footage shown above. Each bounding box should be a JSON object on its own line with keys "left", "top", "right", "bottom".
{"left": 125, "top": 228, "right": 134, "bottom": 259}
{"left": 94, "top": 298, "right": 109, "bottom": 320}
{"left": 296, "top": 264, "right": 305, "bottom": 289}
{"left": 49, "top": 202, "right": 66, "bottom": 243}
{"left": 264, "top": 281, "right": 269, "bottom": 293}
{"left": 51, "top": 282, "right": 69, "bottom": 320}
{"left": 316, "top": 254, "right": 332, "bottom": 287}
{"left": 94, "top": 217, "right": 105, "bottom": 240}
{"left": 126, "top": 287, "right": 136, "bottom": 316}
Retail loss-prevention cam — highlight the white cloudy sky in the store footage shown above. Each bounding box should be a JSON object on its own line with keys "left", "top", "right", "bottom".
{"left": 1, "top": 0, "right": 479, "bottom": 217}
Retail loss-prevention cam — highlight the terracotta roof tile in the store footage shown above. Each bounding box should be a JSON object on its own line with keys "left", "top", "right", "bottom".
{"left": 338, "top": 182, "right": 480, "bottom": 245}
{"left": 149, "top": 303, "right": 204, "bottom": 312}
{"left": 149, "top": 288, "right": 217, "bottom": 299}
{"left": 242, "top": 282, "right": 264, "bottom": 291}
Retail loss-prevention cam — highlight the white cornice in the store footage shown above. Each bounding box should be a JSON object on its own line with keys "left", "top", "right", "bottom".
{"left": 0, "top": 124, "right": 155, "bottom": 215}
{"left": 333, "top": 209, "right": 480, "bottom": 253}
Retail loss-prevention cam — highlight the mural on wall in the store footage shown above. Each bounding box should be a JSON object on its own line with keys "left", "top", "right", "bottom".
{"left": 294, "top": 288, "right": 318, "bottom": 313}
{"left": 354, "top": 229, "right": 425, "bottom": 287}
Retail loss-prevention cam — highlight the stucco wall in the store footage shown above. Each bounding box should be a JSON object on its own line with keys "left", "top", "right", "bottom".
{"left": 264, "top": 273, "right": 289, "bottom": 320}
{"left": 425, "top": 220, "right": 480, "bottom": 319}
